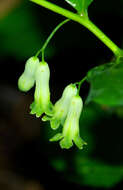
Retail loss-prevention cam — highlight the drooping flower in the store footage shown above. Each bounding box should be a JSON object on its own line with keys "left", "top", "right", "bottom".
{"left": 18, "top": 57, "right": 40, "bottom": 92}
{"left": 50, "top": 95, "right": 87, "bottom": 149}
{"left": 42, "top": 84, "right": 77, "bottom": 130}
{"left": 30, "top": 61, "right": 53, "bottom": 117}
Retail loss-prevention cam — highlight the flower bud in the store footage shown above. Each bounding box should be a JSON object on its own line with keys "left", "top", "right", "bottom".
{"left": 42, "top": 84, "right": 77, "bottom": 130}
{"left": 30, "top": 61, "right": 53, "bottom": 117}
{"left": 18, "top": 57, "right": 40, "bottom": 92}
{"left": 50, "top": 95, "right": 87, "bottom": 149}
{"left": 60, "top": 95, "right": 87, "bottom": 149}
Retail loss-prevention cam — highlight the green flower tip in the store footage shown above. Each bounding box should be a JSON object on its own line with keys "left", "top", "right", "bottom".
{"left": 50, "top": 95, "right": 87, "bottom": 150}
{"left": 30, "top": 61, "right": 53, "bottom": 117}
{"left": 18, "top": 56, "right": 40, "bottom": 92}
{"left": 43, "top": 84, "right": 77, "bottom": 130}
{"left": 30, "top": 101, "right": 53, "bottom": 118}
{"left": 60, "top": 136, "right": 87, "bottom": 150}
{"left": 50, "top": 133, "right": 63, "bottom": 142}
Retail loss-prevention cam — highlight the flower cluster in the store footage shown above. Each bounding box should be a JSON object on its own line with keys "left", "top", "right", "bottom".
{"left": 50, "top": 95, "right": 87, "bottom": 149}
{"left": 18, "top": 57, "right": 87, "bottom": 149}
{"left": 18, "top": 57, "right": 53, "bottom": 117}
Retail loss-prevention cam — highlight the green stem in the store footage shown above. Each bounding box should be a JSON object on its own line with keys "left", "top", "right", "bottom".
{"left": 30, "top": 0, "right": 122, "bottom": 57}
{"left": 77, "top": 76, "right": 87, "bottom": 94}
{"left": 35, "top": 18, "right": 70, "bottom": 59}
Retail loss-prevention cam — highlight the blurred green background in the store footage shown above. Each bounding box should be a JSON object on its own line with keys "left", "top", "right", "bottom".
{"left": 0, "top": 0, "right": 123, "bottom": 189}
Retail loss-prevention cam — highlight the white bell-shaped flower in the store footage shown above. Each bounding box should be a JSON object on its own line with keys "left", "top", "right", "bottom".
{"left": 18, "top": 57, "right": 40, "bottom": 92}
{"left": 30, "top": 61, "right": 53, "bottom": 117}
{"left": 50, "top": 95, "right": 87, "bottom": 149}
{"left": 42, "top": 84, "right": 77, "bottom": 130}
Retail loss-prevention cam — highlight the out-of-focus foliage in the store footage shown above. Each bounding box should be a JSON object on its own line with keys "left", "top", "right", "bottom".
{"left": 71, "top": 157, "right": 123, "bottom": 188}
{"left": 0, "top": 0, "right": 21, "bottom": 19}
{"left": 0, "top": 1, "right": 53, "bottom": 60}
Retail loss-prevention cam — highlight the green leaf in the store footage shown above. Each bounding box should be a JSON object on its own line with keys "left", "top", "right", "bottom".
{"left": 86, "top": 62, "right": 123, "bottom": 106}
{"left": 65, "top": 0, "right": 93, "bottom": 16}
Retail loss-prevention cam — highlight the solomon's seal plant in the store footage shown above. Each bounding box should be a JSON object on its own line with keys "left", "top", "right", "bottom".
{"left": 18, "top": 0, "right": 123, "bottom": 150}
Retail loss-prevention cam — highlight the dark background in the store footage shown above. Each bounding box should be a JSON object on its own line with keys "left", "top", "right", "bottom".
{"left": 0, "top": 0, "right": 123, "bottom": 189}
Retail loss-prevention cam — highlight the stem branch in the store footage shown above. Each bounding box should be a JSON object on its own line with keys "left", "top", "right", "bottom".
{"left": 78, "top": 76, "right": 87, "bottom": 94}
{"left": 35, "top": 18, "right": 70, "bottom": 59}
{"left": 30, "top": 0, "right": 122, "bottom": 57}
